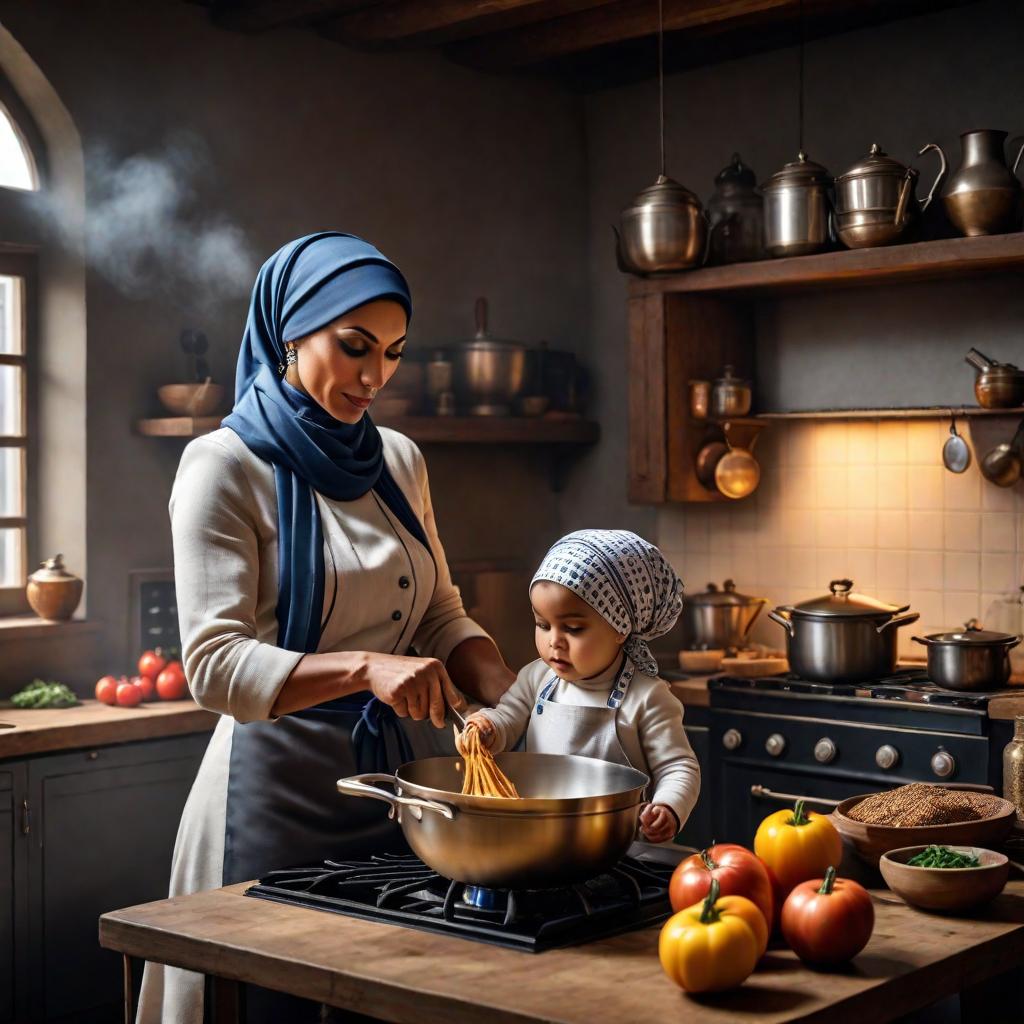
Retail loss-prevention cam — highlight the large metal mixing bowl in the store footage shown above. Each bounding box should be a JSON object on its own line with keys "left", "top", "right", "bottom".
{"left": 337, "top": 752, "right": 649, "bottom": 889}
{"left": 452, "top": 340, "right": 526, "bottom": 414}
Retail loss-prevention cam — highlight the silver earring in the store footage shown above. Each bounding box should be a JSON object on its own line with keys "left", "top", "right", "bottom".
{"left": 279, "top": 347, "right": 297, "bottom": 375}
{"left": 369, "top": 386, "right": 379, "bottom": 398}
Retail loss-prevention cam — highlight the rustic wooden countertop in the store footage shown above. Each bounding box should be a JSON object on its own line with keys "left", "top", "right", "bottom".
{"left": 100, "top": 877, "right": 1024, "bottom": 1024}
{"left": 0, "top": 698, "right": 217, "bottom": 758}
{"left": 668, "top": 677, "right": 711, "bottom": 708}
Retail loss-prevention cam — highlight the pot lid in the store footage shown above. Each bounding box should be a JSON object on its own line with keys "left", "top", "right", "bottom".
{"left": 979, "top": 362, "right": 1023, "bottom": 377}
{"left": 836, "top": 143, "right": 913, "bottom": 182}
{"left": 789, "top": 578, "right": 908, "bottom": 618}
{"left": 27, "top": 553, "right": 79, "bottom": 584}
{"left": 714, "top": 364, "right": 750, "bottom": 388}
{"left": 714, "top": 153, "right": 757, "bottom": 190}
{"left": 689, "top": 579, "right": 762, "bottom": 607}
{"left": 761, "top": 151, "right": 831, "bottom": 191}
{"left": 923, "top": 621, "right": 1019, "bottom": 645}
{"left": 625, "top": 174, "right": 702, "bottom": 213}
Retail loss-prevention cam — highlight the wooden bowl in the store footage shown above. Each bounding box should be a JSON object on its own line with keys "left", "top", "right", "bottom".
{"left": 157, "top": 383, "right": 225, "bottom": 417}
{"left": 880, "top": 845, "right": 1009, "bottom": 911}
{"left": 830, "top": 789, "right": 1016, "bottom": 865}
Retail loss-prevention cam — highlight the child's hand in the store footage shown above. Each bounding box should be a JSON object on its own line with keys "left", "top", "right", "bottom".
{"left": 464, "top": 712, "right": 497, "bottom": 749}
{"left": 639, "top": 803, "right": 679, "bottom": 844}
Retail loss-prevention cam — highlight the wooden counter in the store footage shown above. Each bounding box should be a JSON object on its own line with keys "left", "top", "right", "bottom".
{"left": 0, "top": 698, "right": 217, "bottom": 758}
{"left": 101, "top": 877, "right": 1024, "bottom": 1024}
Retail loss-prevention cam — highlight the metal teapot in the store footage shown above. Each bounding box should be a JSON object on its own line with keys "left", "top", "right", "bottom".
{"left": 614, "top": 175, "right": 707, "bottom": 274}
{"left": 834, "top": 142, "right": 946, "bottom": 249}
{"left": 761, "top": 151, "right": 832, "bottom": 258}
{"left": 707, "top": 153, "right": 764, "bottom": 265}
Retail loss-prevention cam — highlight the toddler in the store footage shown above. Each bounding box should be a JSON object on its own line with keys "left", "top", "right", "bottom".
{"left": 466, "top": 529, "right": 700, "bottom": 843}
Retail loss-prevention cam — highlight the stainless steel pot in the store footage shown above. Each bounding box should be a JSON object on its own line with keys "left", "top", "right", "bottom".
{"left": 768, "top": 578, "right": 919, "bottom": 682}
{"left": 833, "top": 142, "right": 946, "bottom": 249}
{"left": 683, "top": 579, "right": 767, "bottom": 650}
{"left": 337, "top": 752, "right": 649, "bottom": 888}
{"left": 912, "top": 626, "right": 1021, "bottom": 691}
{"left": 762, "top": 151, "right": 832, "bottom": 258}
{"left": 452, "top": 297, "right": 526, "bottom": 416}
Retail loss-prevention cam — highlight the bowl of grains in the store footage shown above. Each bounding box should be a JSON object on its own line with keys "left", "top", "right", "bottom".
{"left": 880, "top": 845, "right": 1009, "bottom": 911}
{"left": 830, "top": 784, "right": 1015, "bottom": 865}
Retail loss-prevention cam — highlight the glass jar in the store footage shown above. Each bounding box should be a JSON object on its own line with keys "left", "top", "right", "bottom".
{"left": 1002, "top": 715, "right": 1024, "bottom": 825}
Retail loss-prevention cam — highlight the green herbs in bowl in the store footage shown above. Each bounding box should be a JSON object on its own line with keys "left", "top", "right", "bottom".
{"left": 907, "top": 844, "right": 981, "bottom": 868}
{"left": 10, "top": 679, "right": 79, "bottom": 708}
{"left": 880, "top": 844, "right": 1009, "bottom": 912}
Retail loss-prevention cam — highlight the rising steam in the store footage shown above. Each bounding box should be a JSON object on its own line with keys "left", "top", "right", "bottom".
{"left": 35, "top": 132, "right": 255, "bottom": 308}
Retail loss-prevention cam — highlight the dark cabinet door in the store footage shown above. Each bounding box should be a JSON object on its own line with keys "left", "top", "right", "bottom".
{"left": 676, "top": 717, "right": 711, "bottom": 849}
{"left": 26, "top": 733, "right": 208, "bottom": 1022}
{"left": 1, "top": 763, "right": 31, "bottom": 1024}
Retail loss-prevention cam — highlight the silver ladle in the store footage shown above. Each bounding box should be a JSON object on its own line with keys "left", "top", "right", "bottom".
{"left": 942, "top": 412, "right": 971, "bottom": 474}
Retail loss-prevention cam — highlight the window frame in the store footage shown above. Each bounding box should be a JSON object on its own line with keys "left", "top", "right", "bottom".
{"left": 0, "top": 251, "right": 38, "bottom": 615}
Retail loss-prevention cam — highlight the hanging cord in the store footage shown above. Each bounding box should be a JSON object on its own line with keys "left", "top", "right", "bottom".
{"left": 798, "top": 0, "right": 805, "bottom": 155}
{"left": 658, "top": 0, "right": 665, "bottom": 177}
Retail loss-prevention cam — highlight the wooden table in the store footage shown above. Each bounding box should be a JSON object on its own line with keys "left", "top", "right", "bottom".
{"left": 100, "top": 878, "right": 1024, "bottom": 1024}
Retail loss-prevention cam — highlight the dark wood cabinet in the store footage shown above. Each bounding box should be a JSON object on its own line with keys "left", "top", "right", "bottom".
{"left": 677, "top": 710, "right": 711, "bottom": 849}
{"left": 1, "top": 731, "right": 208, "bottom": 1023}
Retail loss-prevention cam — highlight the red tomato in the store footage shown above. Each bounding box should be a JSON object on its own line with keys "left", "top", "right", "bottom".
{"left": 115, "top": 681, "right": 142, "bottom": 707}
{"left": 781, "top": 866, "right": 874, "bottom": 965}
{"left": 132, "top": 675, "right": 155, "bottom": 701}
{"left": 137, "top": 648, "right": 167, "bottom": 680}
{"left": 156, "top": 661, "right": 188, "bottom": 701}
{"left": 95, "top": 675, "right": 119, "bottom": 705}
{"left": 669, "top": 843, "right": 774, "bottom": 933}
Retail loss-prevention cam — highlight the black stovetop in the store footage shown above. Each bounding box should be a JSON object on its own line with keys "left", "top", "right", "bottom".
{"left": 244, "top": 852, "right": 676, "bottom": 953}
{"left": 708, "top": 669, "right": 1012, "bottom": 709}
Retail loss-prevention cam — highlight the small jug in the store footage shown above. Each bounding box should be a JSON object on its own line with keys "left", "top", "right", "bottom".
{"left": 941, "top": 129, "right": 1024, "bottom": 236}
{"left": 26, "top": 553, "right": 83, "bottom": 621}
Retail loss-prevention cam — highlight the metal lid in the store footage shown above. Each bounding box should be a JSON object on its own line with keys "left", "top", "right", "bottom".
{"left": 761, "top": 151, "right": 831, "bottom": 192}
{"left": 980, "top": 362, "right": 1023, "bottom": 377}
{"left": 624, "top": 174, "right": 702, "bottom": 214}
{"left": 923, "top": 626, "right": 1019, "bottom": 645}
{"left": 714, "top": 153, "right": 757, "bottom": 189}
{"left": 689, "top": 579, "right": 761, "bottom": 607}
{"left": 789, "top": 579, "right": 908, "bottom": 619}
{"left": 27, "top": 553, "right": 78, "bottom": 584}
{"left": 836, "top": 143, "right": 912, "bottom": 183}
{"left": 714, "top": 364, "right": 750, "bottom": 388}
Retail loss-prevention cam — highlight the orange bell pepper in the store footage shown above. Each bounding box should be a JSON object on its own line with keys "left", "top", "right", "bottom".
{"left": 754, "top": 799, "right": 843, "bottom": 893}
{"left": 658, "top": 879, "right": 768, "bottom": 993}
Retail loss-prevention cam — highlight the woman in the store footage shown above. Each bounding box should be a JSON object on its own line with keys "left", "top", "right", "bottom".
{"left": 137, "top": 232, "right": 514, "bottom": 1023}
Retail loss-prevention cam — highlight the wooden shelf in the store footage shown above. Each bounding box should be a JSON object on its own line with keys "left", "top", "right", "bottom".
{"left": 757, "top": 406, "right": 1024, "bottom": 421}
{"left": 629, "top": 233, "right": 1024, "bottom": 298}
{"left": 135, "top": 415, "right": 600, "bottom": 445}
{"left": 135, "top": 417, "right": 222, "bottom": 437}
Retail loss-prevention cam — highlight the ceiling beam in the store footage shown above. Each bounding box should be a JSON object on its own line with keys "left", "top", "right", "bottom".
{"left": 209, "top": 0, "right": 382, "bottom": 33}
{"left": 448, "top": 0, "right": 812, "bottom": 69}
{"left": 322, "top": 0, "right": 619, "bottom": 48}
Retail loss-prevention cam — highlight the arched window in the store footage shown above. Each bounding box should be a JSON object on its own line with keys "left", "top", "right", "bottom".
{"left": 0, "top": 102, "right": 36, "bottom": 190}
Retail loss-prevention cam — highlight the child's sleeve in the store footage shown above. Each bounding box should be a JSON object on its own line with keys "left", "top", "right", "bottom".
{"left": 637, "top": 681, "right": 701, "bottom": 833}
{"left": 473, "top": 662, "right": 540, "bottom": 753}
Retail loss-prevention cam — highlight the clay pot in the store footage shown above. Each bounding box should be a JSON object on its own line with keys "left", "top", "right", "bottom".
{"left": 26, "top": 553, "right": 83, "bottom": 621}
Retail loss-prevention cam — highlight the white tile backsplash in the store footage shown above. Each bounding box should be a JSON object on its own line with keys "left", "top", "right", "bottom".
{"left": 658, "top": 419, "right": 1023, "bottom": 637}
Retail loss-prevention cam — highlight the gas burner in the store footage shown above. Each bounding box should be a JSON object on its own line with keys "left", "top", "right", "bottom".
{"left": 244, "top": 852, "right": 675, "bottom": 952}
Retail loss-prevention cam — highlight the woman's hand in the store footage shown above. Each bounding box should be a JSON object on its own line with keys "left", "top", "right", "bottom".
{"left": 463, "top": 712, "right": 497, "bottom": 749}
{"left": 365, "top": 652, "right": 466, "bottom": 728}
{"left": 639, "top": 803, "right": 679, "bottom": 844}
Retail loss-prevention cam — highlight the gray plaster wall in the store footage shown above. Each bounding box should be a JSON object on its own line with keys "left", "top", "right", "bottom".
{"left": 577, "top": 0, "right": 1024, "bottom": 531}
{"left": 0, "top": 0, "right": 590, "bottom": 665}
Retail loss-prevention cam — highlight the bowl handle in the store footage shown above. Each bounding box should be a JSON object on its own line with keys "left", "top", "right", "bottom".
{"left": 336, "top": 773, "right": 456, "bottom": 821}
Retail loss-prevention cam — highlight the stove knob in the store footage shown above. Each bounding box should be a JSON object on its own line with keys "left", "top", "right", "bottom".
{"left": 722, "top": 728, "right": 743, "bottom": 751}
{"left": 765, "top": 733, "right": 786, "bottom": 757}
{"left": 875, "top": 744, "right": 900, "bottom": 770}
{"left": 931, "top": 750, "right": 956, "bottom": 778}
{"left": 814, "top": 737, "right": 837, "bottom": 764}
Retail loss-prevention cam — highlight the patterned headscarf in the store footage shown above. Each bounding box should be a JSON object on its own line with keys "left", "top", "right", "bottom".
{"left": 531, "top": 529, "right": 684, "bottom": 677}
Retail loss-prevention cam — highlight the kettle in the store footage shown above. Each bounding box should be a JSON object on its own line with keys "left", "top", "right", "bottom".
{"left": 615, "top": 176, "right": 707, "bottom": 274}
{"left": 833, "top": 142, "right": 946, "bottom": 249}
{"left": 682, "top": 579, "right": 767, "bottom": 651}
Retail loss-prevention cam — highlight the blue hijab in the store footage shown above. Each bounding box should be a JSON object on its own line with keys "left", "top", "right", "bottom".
{"left": 223, "top": 233, "right": 430, "bottom": 761}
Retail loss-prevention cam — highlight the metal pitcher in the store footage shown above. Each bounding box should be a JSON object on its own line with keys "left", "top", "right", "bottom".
{"left": 941, "top": 129, "right": 1024, "bottom": 236}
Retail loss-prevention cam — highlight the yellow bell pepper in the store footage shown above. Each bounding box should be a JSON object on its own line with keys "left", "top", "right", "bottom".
{"left": 658, "top": 879, "right": 767, "bottom": 993}
{"left": 754, "top": 799, "right": 843, "bottom": 894}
